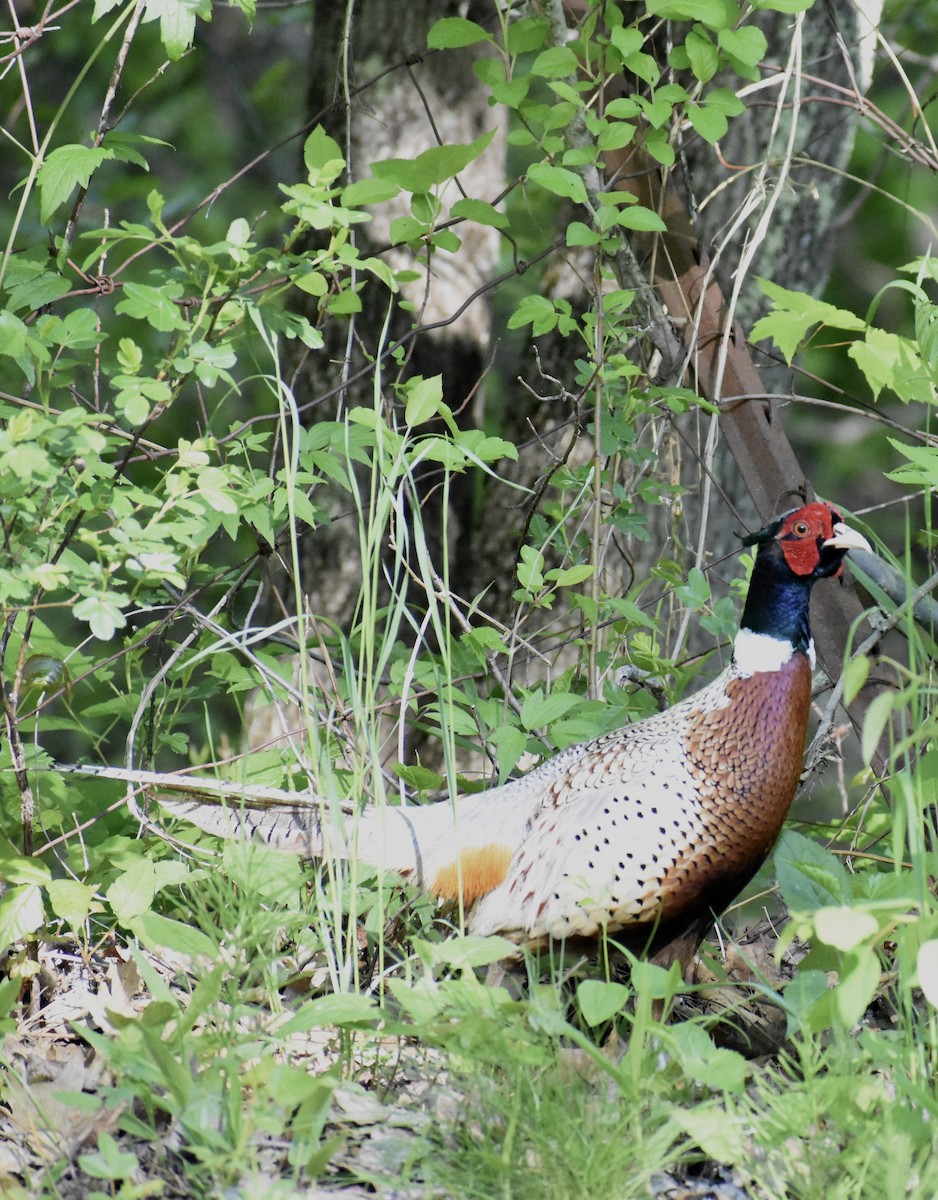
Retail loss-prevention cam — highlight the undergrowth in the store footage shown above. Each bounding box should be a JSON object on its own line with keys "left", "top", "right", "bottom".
{"left": 2, "top": 0, "right": 938, "bottom": 1196}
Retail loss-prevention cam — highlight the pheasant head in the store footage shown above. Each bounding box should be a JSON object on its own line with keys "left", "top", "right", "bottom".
{"left": 733, "top": 502, "right": 871, "bottom": 675}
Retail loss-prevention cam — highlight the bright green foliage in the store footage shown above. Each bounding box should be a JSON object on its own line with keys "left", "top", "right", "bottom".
{"left": 754, "top": 272, "right": 938, "bottom": 404}
{"left": 2, "top": 0, "right": 938, "bottom": 1194}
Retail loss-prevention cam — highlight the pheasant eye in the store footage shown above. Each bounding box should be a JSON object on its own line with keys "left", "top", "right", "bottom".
{"left": 792, "top": 521, "right": 809, "bottom": 536}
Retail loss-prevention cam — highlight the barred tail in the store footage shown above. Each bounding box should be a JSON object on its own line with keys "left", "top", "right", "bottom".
{"left": 50, "top": 763, "right": 421, "bottom": 877}
{"left": 157, "top": 786, "right": 423, "bottom": 879}
{"left": 155, "top": 790, "right": 328, "bottom": 857}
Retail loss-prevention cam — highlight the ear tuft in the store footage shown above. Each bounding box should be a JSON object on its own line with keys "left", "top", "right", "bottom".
{"left": 741, "top": 512, "right": 788, "bottom": 549}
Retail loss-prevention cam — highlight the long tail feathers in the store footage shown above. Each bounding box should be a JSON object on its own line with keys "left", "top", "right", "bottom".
{"left": 49, "top": 764, "right": 421, "bottom": 877}
{"left": 157, "top": 792, "right": 327, "bottom": 857}
{"left": 50, "top": 764, "right": 334, "bottom": 855}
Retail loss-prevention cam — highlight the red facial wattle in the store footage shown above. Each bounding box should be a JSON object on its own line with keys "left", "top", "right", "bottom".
{"left": 776, "top": 503, "right": 839, "bottom": 578}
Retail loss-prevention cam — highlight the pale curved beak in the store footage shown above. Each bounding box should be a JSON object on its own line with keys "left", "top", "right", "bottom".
{"left": 824, "top": 521, "right": 873, "bottom": 555}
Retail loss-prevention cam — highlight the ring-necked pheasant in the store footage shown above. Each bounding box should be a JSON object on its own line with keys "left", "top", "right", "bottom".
{"left": 125, "top": 502, "right": 871, "bottom": 969}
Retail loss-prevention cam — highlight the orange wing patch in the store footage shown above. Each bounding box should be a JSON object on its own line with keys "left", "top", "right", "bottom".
{"left": 430, "top": 844, "right": 513, "bottom": 905}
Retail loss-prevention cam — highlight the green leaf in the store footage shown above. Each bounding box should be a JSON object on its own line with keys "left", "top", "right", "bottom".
{"left": 0, "top": 884, "right": 44, "bottom": 948}
{"left": 833, "top": 946, "right": 881, "bottom": 1028}
{"left": 130, "top": 911, "right": 217, "bottom": 959}
{"left": 630, "top": 959, "right": 682, "bottom": 1001}
{"left": 527, "top": 162, "right": 588, "bottom": 205}
{"left": 752, "top": 0, "right": 812, "bottom": 10}
{"left": 78, "top": 1132, "right": 138, "bottom": 1181}
{"left": 684, "top": 28, "right": 719, "bottom": 82}
{"left": 279, "top": 992, "right": 381, "bottom": 1035}
{"left": 641, "top": 129, "right": 675, "bottom": 166}
{"left": 426, "top": 935, "right": 519, "bottom": 969}
{"left": 427, "top": 16, "right": 492, "bottom": 49}
{"left": 861, "top": 690, "right": 895, "bottom": 766}
{"left": 0, "top": 311, "right": 28, "bottom": 358}
{"left": 389, "top": 215, "right": 428, "bottom": 245}
{"left": 29, "top": 311, "right": 90, "bottom": 354}
{"left": 221, "top": 842, "right": 302, "bottom": 904}
{"left": 638, "top": 94, "right": 673, "bottom": 128}
{"left": 106, "top": 859, "right": 156, "bottom": 922}
{"left": 520, "top": 690, "right": 580, "bottom": 730}
{"left": 849, "top": 328, "right": 930, "bottom": 403}
{"left": 758, "top": 280, "right": 868, "bottom": 329}
{"left": 530, "top": 46, "right": 579, "bottom": 78}
{"left": 576, "top": 978, "right": 630, "bottom": 1026}
{"left": 669, "top": 1022, "right": 747, "bottom": 1093}
{"left": 372, "top": 130, "right": 496, "bottom": 192}
{"left": 705, "top": 87, "right": 746, "bottom": 118}
{"left": 687, "top": 102, "right": 729, "bottom": 144}
{"left": 38, "top": 145, "right": 109, "bottom": 223}
{"left": 675, "top": 566, "right": 711, "bottom": 609}
{"left": 700, "top": 596, "right": 737, "bottom": 639}
{"left": 517, "top": 544, "right": 545, "bottom": 592}
{"left": 609, "top": 27, "right": 644, "bottom": 57}
{"left": 605, "top": 97, "right": 641, "bottom": 120}
{"left": 2, "top": 254, "right": 71, "bottom": 313}
{"left": 504, "top": 15, "right": 549, "bottom": 55}
{"left": 566, "top": 220, "right": 601, "bottom": 247}
{"left": 0, "top": 977, "right": 20, "bottom": 1026}
{"left": 550, "top": 562, "right": 596, "bottom": 587}
{"left": 507, "top": 294, "right": 568, "bottom": 336}
{"left": 341, "top": 176, "right": 400, "bottom": 206}
{"left": 774, "top": 829, "right": 849, "bottom": 911}
{"left": 492, "top": 724, "right": 528, "bottom": 782}
{"left": 304, "top": 126, "right": 344, "bottom": 179}
{"left": 456, "top": 430, "right": 517, "bottom": 464}
{"left": 885, "top": 439, "right": 938, "bottom": 488}
{"left": 915, "top": 299, "right": 938, "bottom": 377}
{"left": 415, "top": 436, "right": 467, "bottom": 471}
{"left": 596, "top": 121, "right": 636, "bottom": 151}
{"left": 226, "top": 217, "right": 250, "bottom": 251}
{"left": 174, "top": 339, "right": 237, "bottom": 387}
{"left": 781, "top": 968, "right": 830, "bottom": 1034}
{"left": 404, "top": 374, "right": 444, "bottom": 426}
{"left": 101, "top": 129, "right": 169, "bottom": 169}
{"left": 645, "top": 0, "right": 733, "bottom": 28}
{"left": 393, "top": 763, "right": 445, "bottom": 792}
{"left": 112, "top": 374, "right": 172, "bottom": 424}
{"left": 116, "top": 281, "right": 187, "bottom": 332}
{"left": 813, "top": 906, "right": 879, "bottom": 952}
{"left": 144, "top": 0, "right": 207, "bottom": 60}
{"left": 197, "top": 466, "right": 239, "bottom": 514}
{"left": 461, "top": 626, "right": 508, "bottom": 663}
{"left": 622, "top": 49, "right": 660, "bottom": 87}
{"left": 432, "top": 228, "right": 461, "bottom": 253}
{"left": 717, "top": 26, "right": 768, "bottom": 70}
{"left": 614, "top": 205, "right": 667, "bottom": 232}
{"left": 47, "top": 880, "right": 95, "bottom": 928}
{"left": 0, "top": 846, "right": 51, "bottom": 886}
{"left": 154, "top": 860, "right": 191, "bottom": 891}
{"left": 751, "top": 279, "right": 866, "bottom": 363}
{"left": 842, "top": 655, "right": 870, "bottom": 706}
{"left": 674, "top": 1105, "right": 746, "bottom": 1163}
{"left": 73, "top": 592, "right": 130, "bottom": 640}
{"left": 450, "top": 197, "right": 509, "bottom": 229}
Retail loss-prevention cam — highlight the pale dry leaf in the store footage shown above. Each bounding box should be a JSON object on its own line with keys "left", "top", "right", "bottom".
{"left": 3, "top": 1041, "right": 104, "bottom": 1161}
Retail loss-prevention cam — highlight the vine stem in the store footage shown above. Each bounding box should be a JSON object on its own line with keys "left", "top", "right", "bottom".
{"left": 589, "top": 255, "right": 604, "bottom": 700}
{"left": 62, "top": 0, "right": 146, "bottom": 255}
